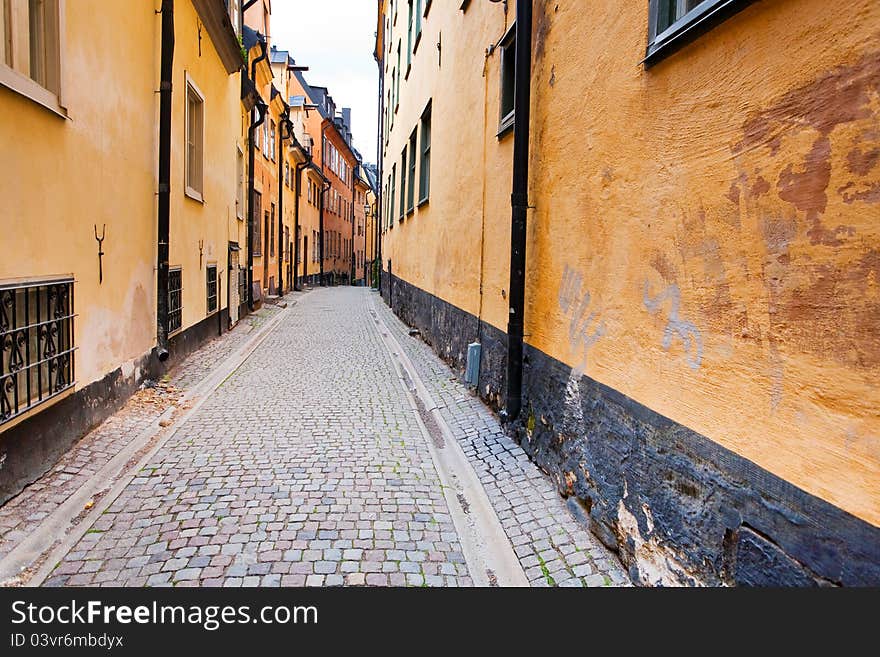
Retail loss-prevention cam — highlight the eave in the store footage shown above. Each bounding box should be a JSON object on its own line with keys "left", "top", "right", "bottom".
{"left": 191, "top": 0, "right": 244, "bottom": 74}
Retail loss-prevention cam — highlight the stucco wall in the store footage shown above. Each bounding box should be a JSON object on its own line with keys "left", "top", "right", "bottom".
{"left": 380, "top": 0, "right": 880, "bottom": 580}
{"left": 0, "top": 1, "right": 159, "bottom": 396}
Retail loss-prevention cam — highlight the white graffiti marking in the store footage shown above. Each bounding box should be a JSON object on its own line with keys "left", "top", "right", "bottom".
{"left": 559, "top": 265, "right": 607, "bottom": 377}
{"left": 643, "top": 281, "right": 703, "bottom": 370}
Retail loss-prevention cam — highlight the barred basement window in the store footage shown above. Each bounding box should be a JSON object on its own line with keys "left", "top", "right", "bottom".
{"left": 0, "top": 278, "right": 75, "bottom": 425}
{"left": 206, "top": 265, "right": 217, "bottom": 315}
{"left": 168, "top": 268, "right": 182, "bottom": 335}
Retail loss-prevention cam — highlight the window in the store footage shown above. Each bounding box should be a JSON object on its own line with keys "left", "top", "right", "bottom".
{"left": 498, "top": 24, "right": 516, "bottom": 136}
{"left": 0, "top": 278, "right": 74, "bottom": 425}
{"left": 168, "top": 268, "right": 182, "bottom": 335}
{"left": 227, "top": 0, "right": 241, "bottom": 37}
{"left": 389, "top": 167, "right": 396, "bottom": 229}
{"left": 185, "top": 77, "right": 205, "bottom": 200}
{"left": 263, "top": 120, "right": 270, "bottom": 158}
{"left": 270, "top": 120, "right": 276, "bottom": 161}
{"left": 407, "top": 127, "right": 416, "bottom": 213}
{"left": 395, "top": 44, "right": 401, "bottom": 111}
{"left": 0, "top": 0, "right": 62, "bottom": 114}
{"left": 252, "top": 191, "right": 262, "bottom": 256}
{"left": 399, "top": 147, "right": 406, "bottom": 220}
{"left": 419, "top": 103, "right": 431, "bottom": 204}
{"left": 285, "top": 161, "right": 290, "bottom": 188}
{"left": 284, "top": 227, "right": 290, "bottom": 262}
{"left": 270, "top": 203, "right": 275, "bottom": 257}
{"left": 407, "top": 1, "right": 413, "bottom": 69}
{"left": 236, "top": 147, "right": 244, "bottom": 219}
{"left": 206, "top": 265, "right": 218, "bottom": 314}
{"left": 414, "top": 0, "right": 423, "bottom": 50}
{"left": 645, "top": 0, "right": 749, "bottom": 65}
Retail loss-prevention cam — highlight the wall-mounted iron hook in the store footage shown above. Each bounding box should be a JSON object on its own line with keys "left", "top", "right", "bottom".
{"left": 199, "top": 240, "right": 205, "bottom": 269}
{"left": 94, "top": 224, "right": 106, "bottom": 284}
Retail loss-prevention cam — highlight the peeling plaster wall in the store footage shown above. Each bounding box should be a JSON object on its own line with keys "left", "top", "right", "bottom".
{"left": 379, "top": 0, "right": 880, "bottom": 584}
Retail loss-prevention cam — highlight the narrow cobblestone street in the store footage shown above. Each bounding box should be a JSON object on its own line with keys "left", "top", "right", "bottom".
{"left": 2, "top": 288, "right": 627, "bottom": 587}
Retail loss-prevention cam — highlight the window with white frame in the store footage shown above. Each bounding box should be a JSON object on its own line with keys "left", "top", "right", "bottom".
{"left": 1, "top": 0, "right": 63, "bottom": 113}
{"left": 185, "top": 77, "right": 205, "bottom": 200}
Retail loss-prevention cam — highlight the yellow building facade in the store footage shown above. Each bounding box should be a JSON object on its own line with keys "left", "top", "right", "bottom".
{"left": 1, "top": 0, "right": 244, "bottom": 503}
{"left": 377, "top": 0, "right": 880, "bottom": 585}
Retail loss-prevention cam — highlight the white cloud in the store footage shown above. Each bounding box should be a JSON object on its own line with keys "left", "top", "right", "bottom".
{"left": 270, "top": 0, "right": 379, "bottom": 161}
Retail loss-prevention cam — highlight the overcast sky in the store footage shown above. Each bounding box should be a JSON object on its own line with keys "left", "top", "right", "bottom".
{"left": 270, "top": 1, "right": 379, "bottom": 162}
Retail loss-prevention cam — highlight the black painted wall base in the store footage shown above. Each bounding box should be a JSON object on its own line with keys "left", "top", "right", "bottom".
{"left": 382, "top": 269, "right": 880, "bottom": 586}
{"left": 0, "top": 308, "right": 231, "bottom": 506}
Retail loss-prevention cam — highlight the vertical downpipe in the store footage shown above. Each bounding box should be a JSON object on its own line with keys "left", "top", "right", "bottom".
{"left": 294, "top": 162, "right": 308, "bottom": 291}
{"left": 155, "top": 0, "right": 174, "bottom": 363}
{"left": 504, "top": 0, "right": 533, "bottom": 422}
{"left": 278, "top": 111, "right": 289, "bottom": 295}
{"left": 247, "top": 41, "right": 269, "bottom": 311}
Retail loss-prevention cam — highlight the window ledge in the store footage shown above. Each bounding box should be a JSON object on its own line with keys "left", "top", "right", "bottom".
{"left": 0, "top": 66, "right": 68, "bottom": 119}
{"left": 497, "top": 113, "right": 515, "bottom": 139}
{"left": 405, "top": 63, "right": 411, "bottom": 81}
{"left": 418, "top": 196, "right": 429, "bottom": 208}
{"left": 413, "top": 31, "right": 422, "bottom": 54}
{"left": 407, "top": 206, "right": 415, "bottom": 217}
{"left": 185, "top": 187, "right": 205, "bottom": 203}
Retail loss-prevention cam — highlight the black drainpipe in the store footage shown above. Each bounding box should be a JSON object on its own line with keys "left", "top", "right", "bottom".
{"left": 155, "top": 0, "right": 174, "bottom": 363}
{"left": 278, "top": 109, "right": 290, "bottom": 296}
{"left": 294, "top": 161, "right": 307, "bottom": 290}
{"left": 247, "top": 39, "right": 269, "bottom": 311}
{"left": 375, "top": 51, "right": 384, "bottom": 293}
{"left": 350, "top": 167, "right": 356, "bottom": 285}
{"left": 503, "top": 0, "right": 533, "bottom": 423}
{"left": 319, "top": 177, "right": 330, "bottom": 286}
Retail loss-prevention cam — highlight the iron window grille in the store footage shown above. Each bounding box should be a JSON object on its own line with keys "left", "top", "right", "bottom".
{"left": 1, "top": 278, "right": 75, "bottom": 425}
{"left": 206, "top": 265, "right": 218, "bottom": 315}
{"left": 168, "top": 268, "right": 183, "bottom": 335}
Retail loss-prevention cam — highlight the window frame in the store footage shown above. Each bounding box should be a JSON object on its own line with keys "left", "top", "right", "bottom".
{"left": 498, "top": 22, "right": 516, "bottom": 137}
{"left": 644, "top": 0, "right": 754, "bottom": 66}
{"left": 0, "top": 0, "right": 65, "bottom": 118}
{"left": 407, "top": 127, "right": 417, "bottom": 214}
{"left": 168, "top": 268, "right": 183, "bottom": 336}
{"left": 184, "top": 73, "right": 206, "bottom": 202}
{"left": 0, "top": 277, "right": 75, "bottom": 426}
{"left": 399, "top": 146, "right": 407, "bottom": 221}
{"left": 418, "top": 101, "right": 431, "bottom": 206}
{"left": 206, "top": 264, "right": 218, "bottom": 315}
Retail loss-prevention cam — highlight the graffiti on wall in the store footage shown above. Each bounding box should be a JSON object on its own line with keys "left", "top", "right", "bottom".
{"left": 643, "top": 281, "right": 703, "bottom": 370}
{"left": 559, "top": 265, "right": 607, "bottom": 377}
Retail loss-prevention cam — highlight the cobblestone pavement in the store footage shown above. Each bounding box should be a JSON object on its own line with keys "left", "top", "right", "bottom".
{"left": 0, "top": 303, "right": 285, "bottom": 562}
{"left": 371, "top": 295, "right": 630, "bottom": 587}
{"left": 15, "top": 287, "right": 628, "bottom": 587}
{"left": 43, "top": 288, "right": 472, "bottom": 587}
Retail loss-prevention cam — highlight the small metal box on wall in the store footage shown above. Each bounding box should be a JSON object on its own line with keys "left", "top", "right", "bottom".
{"left": 465, "top": 342, "right": 481, "bottom": 387}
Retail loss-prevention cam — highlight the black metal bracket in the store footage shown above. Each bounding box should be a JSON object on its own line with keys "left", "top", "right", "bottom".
{"left": 94, "top": 224, "right": 106, "bottom": 284}
{"left": 199, "top": 240, "right": 204, "bottom": 270}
